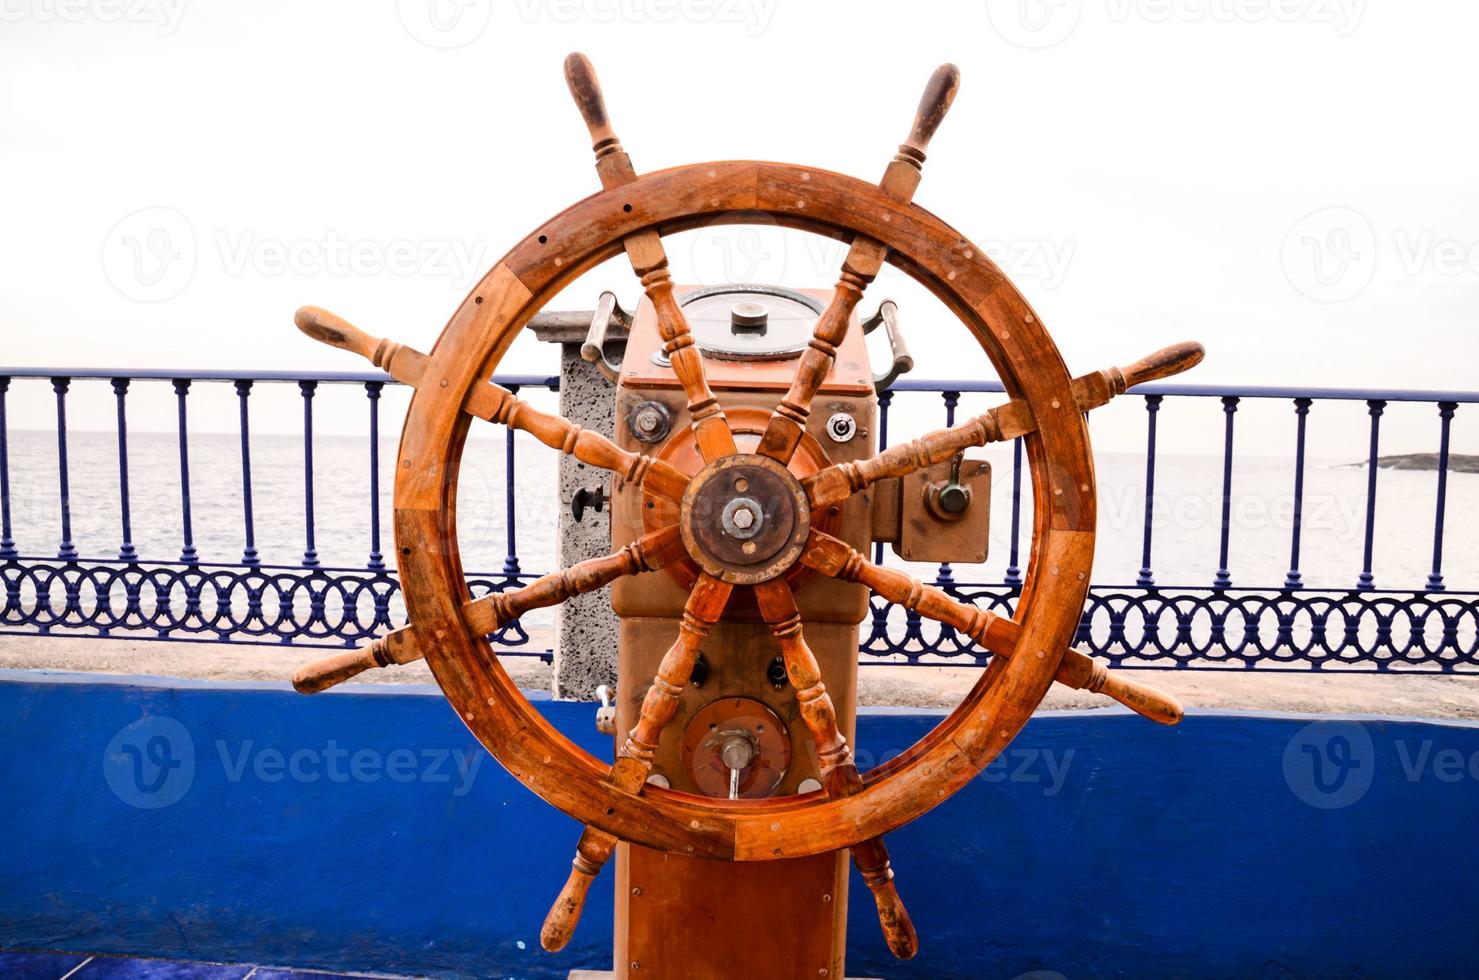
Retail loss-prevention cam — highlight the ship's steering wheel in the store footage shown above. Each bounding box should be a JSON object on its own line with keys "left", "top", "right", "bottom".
{"left": 290, "top": 53, "right": 1203, "bottom": 960}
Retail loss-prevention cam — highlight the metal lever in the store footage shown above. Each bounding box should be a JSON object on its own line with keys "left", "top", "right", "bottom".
{"left": 594, "top": 684, "right": 616, "bottom": 736}
{"left": 936, "top": 453, "right": 971, "bottom": 515}
{"left": 862, "top": 300, "right": 914, "bottom": 392}
{"left": 580, "top": 290, "right": 631, "bottom": 382}
{"left": 571, "top": 486, "right": 605, "bottom": 522}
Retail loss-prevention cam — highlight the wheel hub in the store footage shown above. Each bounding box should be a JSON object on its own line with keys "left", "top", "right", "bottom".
{"left": 679, "top": 453, "right": 811, "bottom": 585}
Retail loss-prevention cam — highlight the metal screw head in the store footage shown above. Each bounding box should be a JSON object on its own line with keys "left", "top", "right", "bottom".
{"left": 628, "top": 400, "right": 672, "bottom": 443}
{"left": 721, "top": 497, "right": 764, "bottom": 539}
{"left": 825, "top": 412, "right": 857, "bottom": 443}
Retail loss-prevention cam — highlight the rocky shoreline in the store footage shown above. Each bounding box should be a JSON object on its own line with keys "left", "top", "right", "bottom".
{"left": 1345, "top": 453, "right": 1479, "bottom": 473}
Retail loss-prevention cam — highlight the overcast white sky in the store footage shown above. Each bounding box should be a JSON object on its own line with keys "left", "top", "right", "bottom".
{"left": 2, "top": 0, "right": 1476, "bottom": 454}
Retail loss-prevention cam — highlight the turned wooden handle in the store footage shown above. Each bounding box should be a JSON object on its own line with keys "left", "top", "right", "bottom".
{"left": 1119, "top": 341, "right": 1205, "bottom": 390}
{"left": 292, "top": 641, "right": 388, "bottom": 694}
{"left": 905, "top": 63, "right": 961, "bottom": 154}
{"left": 869, "top": 874, "right": 919, "bottom": 960}
{"left": 541, "top": 847, "right": 605, "bottom": 952}
{"left": 294, "top": 306, "right": 401, "bottom": 371}
{"left": 563, "top": 52, "right": 616, "bottom": 147}
{"left": 854, "top": 838, "right": 918, "bottom": 960}
{"left": 1059, "top": 650, "right": 1183, "bottom": 726}
{"left": 1093, "top": 669, "right": 1184, "bottom": 726}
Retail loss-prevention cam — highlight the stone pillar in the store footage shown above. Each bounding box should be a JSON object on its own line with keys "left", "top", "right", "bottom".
{"left": 531, "top": 312, "right": 628, "bottom": 701}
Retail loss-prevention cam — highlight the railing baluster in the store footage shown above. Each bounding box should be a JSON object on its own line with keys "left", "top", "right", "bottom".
{"left": 1212, "top": 395, "right": 1239, "bottom": 589}
{"left": 0, "top": 377, "right": 15, "bottom": 559}
{"left": 1355, "top": 398, "right": 1386, "bottom": 591}
{"left": 300, "top": 380, "right": 319, "bottom": 567}
{"left": 235, "top": 380, "right": 259, "bottom": 566}
{"left": 1284, "top": 397, "right": 1312, "bottom": 590}
{"left": 1004, "top": 436, "right": 1023, "bottom": 588}
{"left": 1136, "top": 394, "right": 1162, "bottom": 588}
{"left": 934, "top": 390, "right": 959, "bottom": 588}
{"left": 366, "top": 381, "right": 385, "bottom": 571}
{"left": 111, "top": 379, "right": 137, "bottom": 562}
{"left": 52, "top": 377, "right": 77, "bottom": 561}
{"left": 502, "top": 383, "right": 521, "bottom": 580}
{"left": 1426, "top": 401, "right": 1457, "bottom": 592}
{"left": 172, "top": 379, "right": 198, "bottom": 564}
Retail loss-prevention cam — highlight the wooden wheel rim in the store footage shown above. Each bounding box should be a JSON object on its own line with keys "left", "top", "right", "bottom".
{"left": 394, "top": 161, "right": 1095, "bottom": 862}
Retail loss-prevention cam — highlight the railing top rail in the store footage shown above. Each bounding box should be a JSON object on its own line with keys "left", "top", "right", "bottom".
{"left": 887, "top": 378, "right": 1478, "bottom": 404}
{"left": 3, "top": 369, "right": 1473, "bottom": 405}
{"left": 0, "top": 368, "right": 561, "bottom": 388}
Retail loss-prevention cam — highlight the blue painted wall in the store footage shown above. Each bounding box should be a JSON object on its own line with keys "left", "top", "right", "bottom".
{"left": 1, "top": 670, "right": 1477, "bottom": 979}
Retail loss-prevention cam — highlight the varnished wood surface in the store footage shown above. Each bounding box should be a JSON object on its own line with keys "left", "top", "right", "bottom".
{"left": 286, "top": 54, "right": 1201, "bottom": 970}
{"left": 316, "top": 52, "right": 1201, "bottom": 868}
{"left": 386, "top": 157, "right": 1101, "bottom": 861}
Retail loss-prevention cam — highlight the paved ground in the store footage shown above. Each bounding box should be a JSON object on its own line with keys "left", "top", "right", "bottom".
{"left": 0, "top": 948, "right": 391, "bottom": 979}
{"left": 4, "top": 636, "right": 1478, "bottom": 718}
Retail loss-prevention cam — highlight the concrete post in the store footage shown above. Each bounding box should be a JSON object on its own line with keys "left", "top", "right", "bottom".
{"left": 532, "top": 312, "right": 629, "bottom": 700}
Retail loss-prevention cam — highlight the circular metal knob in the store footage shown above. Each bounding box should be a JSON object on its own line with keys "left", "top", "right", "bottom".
{"left": 730, "top": 300, "right": 769, "bottom": 335}
{"left": 937, "top": 483, "right": 971, "bottom": 514}
{"left": 826, "top": 412, "right": 857, "bottom": 443}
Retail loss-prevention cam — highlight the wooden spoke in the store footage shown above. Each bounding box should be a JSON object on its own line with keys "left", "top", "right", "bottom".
{"left": 801, "top": 531, "right": 1183, "bottom": 726}
{"left": 753, "top": 579, "right": 918, "bottom": 960}
{"left": 471, "top": 381, "right": 690, "bottom": 502}
{"left": 806, "top": 399, "right": 1025, "bottom": 510}
{"left": 756, "top": 64, "right": 960, "bottom": 465}
{"left": 463, "top": 525, "right": 685, "bottom": 636}
{"left": 803, "top": 341, "right": 1207, "bottom": 510}
{"left": 541, "top": 573, "right": 733, "bottom": 951}
{"left": 563, "top": 53, "right": 737, "bottom": 463}
{"left": 291, "top": 526, "right": 685, "bottom": 695}
{"left": 293, "top": 306, "right": 688, "bottom": 503}
{"left": 291, "top": 624, "right": 420, "bottom": 694}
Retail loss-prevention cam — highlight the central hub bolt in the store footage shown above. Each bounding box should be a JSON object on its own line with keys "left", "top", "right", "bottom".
{"left": 721, "top": 497, "right": 764, "bottom": 540}
{"left": 678, "top": 452, "right": 810, "bottom": 586}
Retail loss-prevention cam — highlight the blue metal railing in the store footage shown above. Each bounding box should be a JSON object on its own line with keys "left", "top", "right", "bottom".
{"left": 0, "top": 367, "right": 1475, "bottom": 671}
